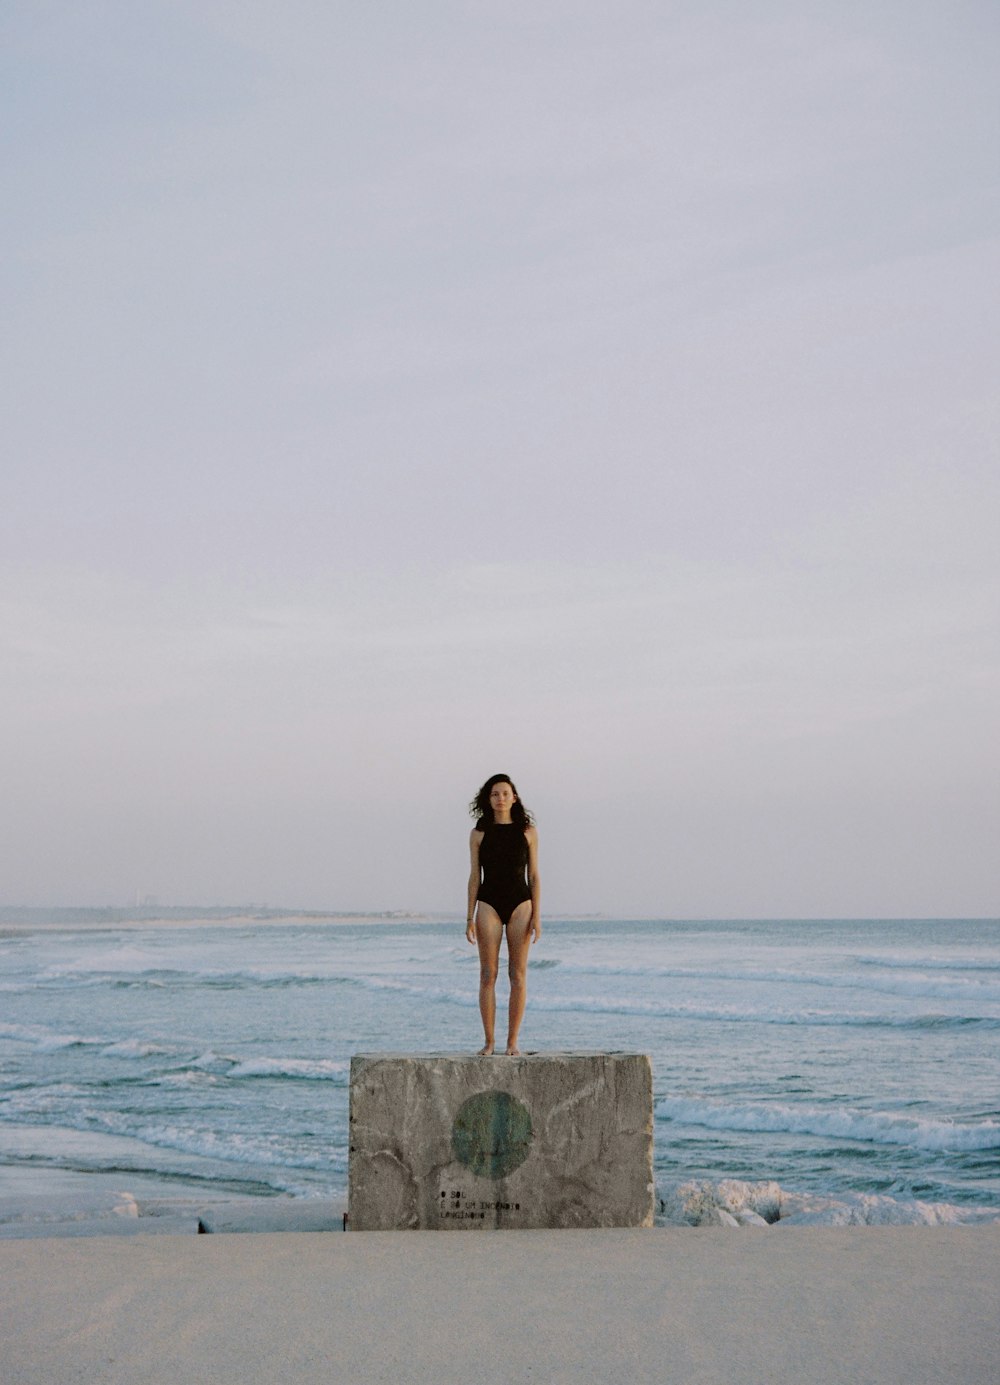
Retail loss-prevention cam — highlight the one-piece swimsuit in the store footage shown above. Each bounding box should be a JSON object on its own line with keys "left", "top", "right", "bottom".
{"left": 476, "top": 822, "right": 531, "bottom": 926}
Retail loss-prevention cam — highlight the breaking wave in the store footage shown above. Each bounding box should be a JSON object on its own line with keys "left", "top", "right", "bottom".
{"left": 655, "top": 1095, "right": 1000, "bottom": 1152}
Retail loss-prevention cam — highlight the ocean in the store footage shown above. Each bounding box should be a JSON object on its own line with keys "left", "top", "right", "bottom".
{"left": 1, "top": 913, "right": 998, "bottom": 1221}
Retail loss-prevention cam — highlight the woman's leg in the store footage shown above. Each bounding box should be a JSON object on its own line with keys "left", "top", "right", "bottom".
{"left": 474, "top": 904, "right": 503, "bottom": 1055}
{"left": 504, "top": 901, "right": 534, "bottom": 1055}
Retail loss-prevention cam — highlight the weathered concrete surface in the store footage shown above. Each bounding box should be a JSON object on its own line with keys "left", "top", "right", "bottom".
{"left": 349, "top": 1052, "right": 653, "bottom": 1231}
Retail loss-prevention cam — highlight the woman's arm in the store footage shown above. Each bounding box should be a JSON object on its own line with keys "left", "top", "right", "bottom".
{"left": 466, "top": 829, "right": 483, "bottom": 943}
{"left": 526, "top": 825, "right": 541, "bottom": 942}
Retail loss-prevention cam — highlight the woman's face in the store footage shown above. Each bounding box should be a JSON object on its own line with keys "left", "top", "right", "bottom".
{"left": 489, "top": 781, "right": 516, "bottom": 815}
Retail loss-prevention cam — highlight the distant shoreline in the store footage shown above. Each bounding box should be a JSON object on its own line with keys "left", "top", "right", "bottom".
{"left": 0, "top": 908, "right": 436, "bottom": 933}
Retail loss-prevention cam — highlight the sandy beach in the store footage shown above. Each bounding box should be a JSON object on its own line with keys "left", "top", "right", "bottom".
{"left": 2, "top": 1225, "right": 998, "bottom": 1385}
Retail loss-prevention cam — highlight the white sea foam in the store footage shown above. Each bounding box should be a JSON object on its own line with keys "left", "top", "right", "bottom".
{"left": 190, "top": 1049, "right": 239, "bottom": 1072}
{"left": 44, "top": 963, "right": 409, "bottom": 992}
{"left": 856, "top": 953, "right": 1000, "bottom": 973}
{"left": 226, "top": 1057, "right": 350, "bottom": 1083}
{"left": 0, "top": 1085, "right": 94, "bottom": 1125}
{"left": 775, "top": 1189, "right": 1000, "bottom": 1226}
{"left": 530, "top": 992, "right": 997, "bottom": 1029}
{"left": 1, "top": 1023, "right": 187, "bottom": 1062}
{"left": 0, "top": 1022, "right": 105, "bottom": 1052}
{"left": 837, "top": 973, "right": 1000, "bottom": 1003}
{"left": 656, "top": 1177, "right": 1000, "bottom": 1227}
{"left": 91, "top": 1113, "right": 338, "bottom": 1176}
{"left": 41, "top": 945, "right": 160, "bottom": 977}
{"left": 110, "top": 1049, "right": 352, "bottom": 1084}
{"left": 151, "top": 1069, "right": 220, "bottom": 1088}
{"left": 537, "top": 959, "right": 1000, "bottom": 1004}
{"left": 101, "top": 1039, "right": 175, "bottom": 1059}
{"left": 655, "top": 1095, "right": 1000, "bottom": 1152}
{"left": 0, "top": 1111, "right": 344, "bottom": 1194}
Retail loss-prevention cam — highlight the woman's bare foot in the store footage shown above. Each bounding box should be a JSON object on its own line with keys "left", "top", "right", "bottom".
{"left": 478, "top": 1043, "right": 495, "bottom": 1056}
{"left": 504, "top": 1044, "right": 521, "bottom": 1056}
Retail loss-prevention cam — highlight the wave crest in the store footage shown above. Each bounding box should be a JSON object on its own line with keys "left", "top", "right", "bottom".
{"left": 655, "top": 1095, "right": 1000, "bottom": 1152}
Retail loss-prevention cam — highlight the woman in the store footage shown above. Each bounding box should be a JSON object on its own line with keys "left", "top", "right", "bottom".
{"left": 466, "top": 774, "right": 541, "bottom": 1056}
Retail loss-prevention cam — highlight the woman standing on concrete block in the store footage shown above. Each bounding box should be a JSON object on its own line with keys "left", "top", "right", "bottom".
{"left": 466, "top": 774, "right": 541, "bottom": 1056}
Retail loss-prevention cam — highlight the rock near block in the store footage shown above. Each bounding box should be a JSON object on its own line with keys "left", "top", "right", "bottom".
{"left": 349, "top": 1051, "right": 653, "bottom": 1231}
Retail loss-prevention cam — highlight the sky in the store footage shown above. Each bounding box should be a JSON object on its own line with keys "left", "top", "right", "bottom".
{"left": 2, "top": 1, "right": 998, "bottom": 916}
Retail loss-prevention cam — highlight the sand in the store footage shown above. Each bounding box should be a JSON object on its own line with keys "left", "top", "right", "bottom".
{"left": 2, "top": 1226, "right": 997, "bottom": 1385}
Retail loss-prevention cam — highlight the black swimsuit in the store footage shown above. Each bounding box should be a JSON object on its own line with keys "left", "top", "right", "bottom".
{"left": 477, "top": 822, "right": 531, "bottom": 926}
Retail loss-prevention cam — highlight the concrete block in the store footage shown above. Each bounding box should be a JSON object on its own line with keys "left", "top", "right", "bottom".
{"left": 349, "top": 1051, "right": 653, "bottom": 1231}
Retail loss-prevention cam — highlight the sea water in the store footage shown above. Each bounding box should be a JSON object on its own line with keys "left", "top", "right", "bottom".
{"left": 1, "top": 914, "right": 998, "bottom": 1218}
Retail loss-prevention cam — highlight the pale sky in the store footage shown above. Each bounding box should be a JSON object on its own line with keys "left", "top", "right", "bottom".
{"left": 3, "top": 1, "right": 998, "bottom": 916}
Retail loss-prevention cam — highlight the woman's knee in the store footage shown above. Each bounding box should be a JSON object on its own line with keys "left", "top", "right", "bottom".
{"left": 480, "top": 963, "right": 499, "bottom": 987}
{"left": 508, "top": 963, "right": 527, "bottom": 989}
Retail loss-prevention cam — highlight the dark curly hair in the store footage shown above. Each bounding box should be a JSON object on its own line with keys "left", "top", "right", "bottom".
{"left": 469, "top": 773, "right": 534, "bottom": 831}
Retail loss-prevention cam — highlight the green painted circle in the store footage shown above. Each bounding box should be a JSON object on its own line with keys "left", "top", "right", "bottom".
{"left": 452, "top": 1089, "right": 533, "bottom": 1180}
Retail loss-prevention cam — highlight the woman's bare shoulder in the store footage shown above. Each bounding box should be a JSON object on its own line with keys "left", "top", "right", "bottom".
{"left": 524, "top": 824, "right": 538, "bottom": 841}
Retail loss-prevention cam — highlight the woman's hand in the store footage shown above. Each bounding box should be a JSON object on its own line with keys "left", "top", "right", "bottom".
{"left": 530, "top": 915, "right": 541, "bottom": 944}
{"left": 465, "top": 915, "right": 477, "bottom": 944}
